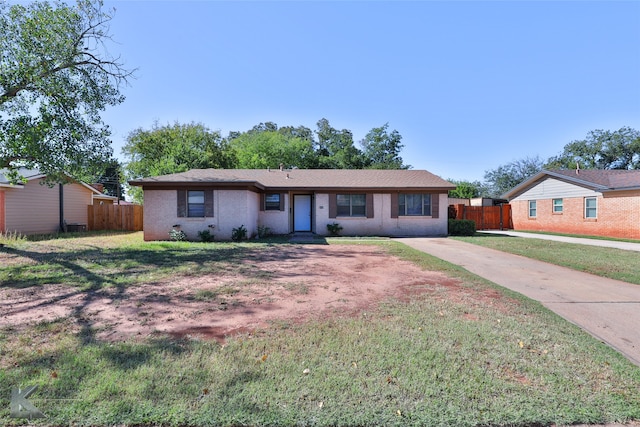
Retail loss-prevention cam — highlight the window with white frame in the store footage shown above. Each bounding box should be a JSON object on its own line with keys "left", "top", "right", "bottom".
{"left": 528, "top": 200, "right": 537, "bottom": 218}
{"left": 398, "top": 194, "right": 432, "bottom": 216}
{"left": 337, "top": 194, "right": 366, "bottom": 217}
{"left": 552, "top": 198, "right": 563, "bottom": 214}
{"left": 585, "top": 197, "right": 597, "bottom": 219}
{"left": 188, "top": 190, "right": 205, "bottom": 217}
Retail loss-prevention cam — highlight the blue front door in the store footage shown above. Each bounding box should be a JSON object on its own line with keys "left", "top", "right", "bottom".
{"left": 294, "top": 195, "right": 312, "bottom": 232}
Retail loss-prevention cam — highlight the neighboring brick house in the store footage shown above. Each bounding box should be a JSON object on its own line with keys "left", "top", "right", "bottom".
{"left": 503, "top": 169, "right": 640, "bottom": 239}
{"left": 0, "top": 168, "right": 117, "bottom": 235}
{"left": 128, "top": 168, "right": 455, "bottom": 241}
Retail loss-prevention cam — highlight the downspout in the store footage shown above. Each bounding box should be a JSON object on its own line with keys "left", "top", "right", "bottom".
{"left": 59, "top": 183, "right": 64, "bottom": 232}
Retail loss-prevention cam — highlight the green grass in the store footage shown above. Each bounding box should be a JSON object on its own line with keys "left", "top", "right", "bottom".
{"left": 1, "top": 233, "right": 640, "bottom": 426}
{"left": 453, "top": 233, "right": 640, "bottom": 285}
{"left": 0, "top": 232, "right": 280, "bottom": 290}
{"left": 503, "top": 229, "right": 640, "bottom": 244}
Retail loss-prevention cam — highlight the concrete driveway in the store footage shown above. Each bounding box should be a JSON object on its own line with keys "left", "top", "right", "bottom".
{"left": 397, "top": 237, "right": 640, "bottom": 367}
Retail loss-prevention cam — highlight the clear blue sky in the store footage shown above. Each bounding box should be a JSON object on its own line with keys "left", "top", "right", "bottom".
{"left": 101, "top": 0, "right": 640, "bottom": 183}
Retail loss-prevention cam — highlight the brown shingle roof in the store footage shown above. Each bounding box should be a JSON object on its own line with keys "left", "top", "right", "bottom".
{"left": 550, "top": 169, "right": 640, "bottom": 190}
{"left": 503, "top": 168, "right": 640, "bottom": 199}
{"left": 129, "top": 169, "right": 455, "bottom": 191}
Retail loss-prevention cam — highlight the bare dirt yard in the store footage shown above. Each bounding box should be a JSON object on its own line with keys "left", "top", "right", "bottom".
{"left": 1, "top": 244, "right": 490, "bottom": 343}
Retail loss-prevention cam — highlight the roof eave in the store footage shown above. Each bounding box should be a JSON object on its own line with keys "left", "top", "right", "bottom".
{"left": 93, "top": 194, "right": 118, "bottom": 200}
{"left": 0, "top": 183, "right": 25, "bottom": 189}
{"left": 130, "top": 181, "right": 266, "bottom": 191}
{"left": 503, "top": 169, "right": 609, "bottom": 200}
{"left": 602, "top": 186, "right": 640, "bottom": 194}
{"left": 129, "top": 181, "right": 454, "bottom": 192}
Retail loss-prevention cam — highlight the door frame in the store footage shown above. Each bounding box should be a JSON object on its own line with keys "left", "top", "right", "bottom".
{"left": 292, "top": 193, "right": 313, "bottom": 232}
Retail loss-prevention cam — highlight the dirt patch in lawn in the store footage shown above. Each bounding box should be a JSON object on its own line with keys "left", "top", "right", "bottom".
{"left": 0, "top": 244, "right": 509, "bottom": 343}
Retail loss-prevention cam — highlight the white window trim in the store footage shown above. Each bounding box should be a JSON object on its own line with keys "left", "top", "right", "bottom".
{"left": 187, "top": 190, "right": 205, "bottom": 218}
{"left": 552, "top": 198, "right": 563, "bottom": 214}
{"left": 528, "top": 200, "right": 537, "bottom": 218}
{"left": 584, "top": 197, "right": 597, "bottom": 219}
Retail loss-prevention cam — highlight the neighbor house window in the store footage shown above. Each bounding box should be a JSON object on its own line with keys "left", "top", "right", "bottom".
{"left": 188, "top": 190, "right": 205, "bottom": 217}
{"left": 398, "top": 194, "right": 432, "bottom": 216}
{"left": 265, "top": 193, "right": 281, "bottom": 211}
{"left": 552, "top": 198, "right": 563, "bottom": 214}
{"left": 528, "top": 200, "right": 537, "bottom": 218}
{"left": 585, "top": 197, "right": 597, "bottom": 219}
{"left": 337, "top": 194, "right": 366, "bottom": 217}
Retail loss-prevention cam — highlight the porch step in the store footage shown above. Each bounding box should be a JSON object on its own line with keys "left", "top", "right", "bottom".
{"left": 289, "top": 232, "right": 327, "bottom": 244}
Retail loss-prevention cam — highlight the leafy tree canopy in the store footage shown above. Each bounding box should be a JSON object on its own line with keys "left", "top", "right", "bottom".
{"left": 94, "top": 158, "right": 124, "bottom": 200}
{"left": 315, "top": 118, "right": 363, "bottom": 169}
{"left": 483, "top": 156, "right": 545, "bottom": 198}
{"left": 546, "top": 127, "right": 640, "bottom": 170}
{"left": 228, "top": 127, "right": 317, "bottom": 170}
{"left": 447, "top": 180, "right": 488, "bottom": 199}
{"left": 0, "top": 0, "right": 134, "bottom": 184}
{"left": 122, "top": 121, "right": 233, "bottom": 202}
{"left": 360, "top": 123, "right": 409, "bottom": 169}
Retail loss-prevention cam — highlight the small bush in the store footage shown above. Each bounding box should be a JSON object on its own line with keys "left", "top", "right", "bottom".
{"left": 169, "top": 229, "right": 187, "bottom": 241}
{"left": 448, "top": 219, "right": 476, "bottom": 236}
{"left": 231, "top": 225, "right": 247, "bottom": 242}
{"left": 326, "top": 222, "right": 343, "bottom": 236}
{"left": 257, "top": 225, "right": 272, "bottom": 239}
{"left": 198, "top": 229, "right": 214, "bottom": 242}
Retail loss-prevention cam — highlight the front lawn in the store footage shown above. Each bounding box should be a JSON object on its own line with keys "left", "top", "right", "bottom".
{"left": 1, "top": 232, "right": 639, "bottom": 426}
{"left": 453, "top": 233, "right": 640, "bottom": 285}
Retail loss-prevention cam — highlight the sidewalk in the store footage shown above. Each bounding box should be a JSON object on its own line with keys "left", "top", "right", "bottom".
{"left": 396, "top": 237, "right": 640, "bottom": 367}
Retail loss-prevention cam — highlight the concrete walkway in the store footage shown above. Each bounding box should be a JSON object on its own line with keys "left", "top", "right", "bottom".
{"left": 396, "top": 237, "right": 640, "bottom": 367}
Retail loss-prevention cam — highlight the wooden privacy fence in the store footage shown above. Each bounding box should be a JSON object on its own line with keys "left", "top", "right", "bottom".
{"left": 88, "top": 204, "right": 143, "bottom": 231}
{"left": 449, "top": 204, "right": 513, "bottom": 230}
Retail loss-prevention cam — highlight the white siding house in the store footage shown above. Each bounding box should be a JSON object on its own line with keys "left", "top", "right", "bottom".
{"left": 0, "top": 169, "right": 117, "bottom": 235}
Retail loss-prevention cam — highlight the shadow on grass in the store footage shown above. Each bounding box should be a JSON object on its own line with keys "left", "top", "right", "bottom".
{"left": 0, "top": 237, "right": 359, "bottom": 345}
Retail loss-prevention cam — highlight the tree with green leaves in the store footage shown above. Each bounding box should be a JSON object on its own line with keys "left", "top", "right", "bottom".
{"left": 483, "top": 156, "right": 545, "bottom": 198}
{"left": 0, "top": 0, "right": 134, "bottom": 184}
{"left": 228, "top": 125, "right": 317, "bottom": 170}
{"left": 360, "top": 123, "right": 408, "bottom": 169}
{"left": 447, "top": 180, "right": 488, "bottom": 199}
{"left": 122, "top": 121, "right": 233, "bottom": 202}
{"left": 94, "top": 158, "right": 125, "bottom": 200}
{"left": 315, "top": 118, "right": 363, "bottom": 169}
{"left": 546, "top": 127, "right": 640, "bottom": 170}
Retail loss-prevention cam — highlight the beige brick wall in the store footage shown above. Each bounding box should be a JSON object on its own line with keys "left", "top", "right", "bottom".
{"left": 258, "top": 194, "right": 290, "bottom": 235}
{"left": 315, "top": 193, "right": 449, "bottom": 237}
{"left": 143, "top": 189, "right": 258, "bottom": 241}
{"left": 142, "top": 189, "right": 450, "bottom": 240}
